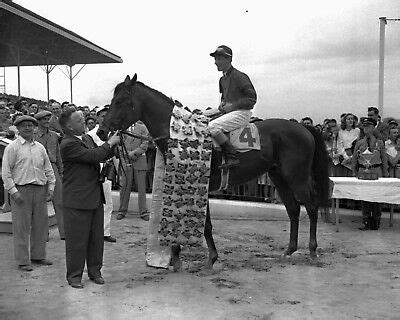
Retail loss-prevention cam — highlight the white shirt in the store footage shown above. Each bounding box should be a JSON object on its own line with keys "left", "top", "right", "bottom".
{"left": 337, "top": 128, "right": 360, "bottom": 159}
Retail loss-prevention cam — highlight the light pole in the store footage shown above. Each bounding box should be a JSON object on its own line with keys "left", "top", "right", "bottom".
{"left": 378, "top": 17, "right": 400, "bottom": 117}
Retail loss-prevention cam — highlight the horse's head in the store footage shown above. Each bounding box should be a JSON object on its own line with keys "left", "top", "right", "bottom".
{"left": 97, "top": 74, "right": 141, "bottom": 141}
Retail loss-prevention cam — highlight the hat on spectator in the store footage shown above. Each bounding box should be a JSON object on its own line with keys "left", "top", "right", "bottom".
{"left": 210, "top": 45, "right": 233, "bottom": 58}
{"left": 34, "top": 110, "right": 52, "bottom": 120}
{"left": 361, "top": 117, "right": 377, "bottom": 127}
{"left": 96, "top": 105, "right": 109, "bottom": 115}
{"left": 13, "top": 115, "right": 38, "bottom": 126}
{"left": 388, "top": 119, "right": 398, "bottom": 127}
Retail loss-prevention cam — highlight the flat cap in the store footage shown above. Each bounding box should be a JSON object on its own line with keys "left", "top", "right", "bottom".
{"left": 13, "top": 115, "right": 38, "bottom": 126}
{"left": 34, "top": 110, "right": 52, "bottom": 120}
{"left": 388, "top": 119, "right": 398, "bottom": 127}
{"left": 210, "top": 45, "right": 233, "bottom": 58}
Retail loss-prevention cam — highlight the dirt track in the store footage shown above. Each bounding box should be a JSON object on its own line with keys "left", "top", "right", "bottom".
{"left": 0, "top": 208, "right": 399, "bottom": 320}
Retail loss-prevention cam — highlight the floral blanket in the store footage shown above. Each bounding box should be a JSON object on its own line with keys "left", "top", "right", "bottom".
{"left": 158, "top": 105, "right": 213, "bottom": 247}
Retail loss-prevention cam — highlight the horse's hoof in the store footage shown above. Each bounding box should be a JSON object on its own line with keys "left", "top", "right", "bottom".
{"left": 283, "top": 248, "right": 296, "bottom": 256}
{"left": 171, "top": 259, "right": 182, "bottom": 272}
{"left": 309, "top": 252, "right": 318, "bottom": 260}
{"left": 199, "top": 267, "right": 216, "bottom": 277}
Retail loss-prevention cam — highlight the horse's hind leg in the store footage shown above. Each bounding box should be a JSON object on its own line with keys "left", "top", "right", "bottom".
{"left": 294, "top": 184, "right": 319, "bottom": 259}
{"left": 269, "top": 172, "right": 300, "bottom": 256}
{"left": 204, "top": 203, "right": 218, "bottom": 269}
{"left": 303, "top": 202, "right": 319, "bottom": 259}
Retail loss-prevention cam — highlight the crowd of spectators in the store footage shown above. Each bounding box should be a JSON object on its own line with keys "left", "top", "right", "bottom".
{"left": 295, "top": 107, "right": 399, "bottom": 179}
{"left": 1, "top": 95, "right": 399, "bottom": 234}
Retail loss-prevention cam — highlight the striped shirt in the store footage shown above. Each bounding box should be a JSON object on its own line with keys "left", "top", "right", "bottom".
{"left": 1, "top": 135, "right": 56, "bottom": 194}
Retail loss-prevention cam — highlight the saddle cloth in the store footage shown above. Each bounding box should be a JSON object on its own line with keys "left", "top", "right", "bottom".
{"left": 227, "top": 123, "right": 261, "bottom": 152}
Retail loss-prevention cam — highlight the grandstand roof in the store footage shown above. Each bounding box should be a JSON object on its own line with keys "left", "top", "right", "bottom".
{"left": 0, "top": 0, "right": 123, "bottom": 67}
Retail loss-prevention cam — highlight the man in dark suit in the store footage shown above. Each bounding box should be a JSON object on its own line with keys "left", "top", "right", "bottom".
{"left": 368, "top": 106, "right": 389, "bottom": 141}
{"left": 59, "top": 107, "right": 120, "bottom": 289}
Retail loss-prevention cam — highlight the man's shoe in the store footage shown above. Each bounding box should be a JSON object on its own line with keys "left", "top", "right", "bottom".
{"left": 69, "top": 282, "right": 84, "bottom": 289}
{"left": 89, "top": 276, "right": 105, "bottom": 285}
{"left": 116, "top": 212, "right": 126, "bottom": 220}
{"left": 19, "top": 264, "right": 33, "bottom": 271}
{"left": 104, "top": 236, "right": 116, "bottom": 242}
{"left": 31, "top": 259, "right": 53, "bottom": 265}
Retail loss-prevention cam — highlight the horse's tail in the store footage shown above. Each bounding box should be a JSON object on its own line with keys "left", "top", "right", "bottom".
{"left": 305, "top": 126, "right": 330, "bottom": 207}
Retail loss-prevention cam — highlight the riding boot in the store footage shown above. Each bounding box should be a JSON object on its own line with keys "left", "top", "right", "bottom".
{"left": 212, "top": 132, "right": 240, "bottom": 169}
{"left": 220, "top": 141, "right": 240, "bottom": 169}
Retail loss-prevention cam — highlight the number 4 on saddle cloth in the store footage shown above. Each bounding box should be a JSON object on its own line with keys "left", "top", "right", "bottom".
{"left": 222, "top": 124, "right": 261, "bottom": 152}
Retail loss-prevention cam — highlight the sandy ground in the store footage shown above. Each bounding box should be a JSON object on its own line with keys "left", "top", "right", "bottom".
{"left": 0, "top": 207, "right": 399, "bottom": 320}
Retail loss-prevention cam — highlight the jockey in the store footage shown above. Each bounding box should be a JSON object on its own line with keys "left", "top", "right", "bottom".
{"left": 207, "top": 45, "right": 257, "bottom": 168}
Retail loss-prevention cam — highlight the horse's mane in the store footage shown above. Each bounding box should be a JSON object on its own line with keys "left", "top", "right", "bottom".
{"left": 114, "top": 80, "right": 174, "bottom": 106}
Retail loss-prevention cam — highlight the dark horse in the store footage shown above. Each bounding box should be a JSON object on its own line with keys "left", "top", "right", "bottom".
{"left": 97, "top": 74, "right": 329, "bottom": 271}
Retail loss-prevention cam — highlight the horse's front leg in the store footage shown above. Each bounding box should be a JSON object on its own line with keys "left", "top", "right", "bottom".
{"left": 170, "top": 244, "right": 182, "bottom": 272}
{"left": 204, "top": 202, "right": 218, "bottom": 269}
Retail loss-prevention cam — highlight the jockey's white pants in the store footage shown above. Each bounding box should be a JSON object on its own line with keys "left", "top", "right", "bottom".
{"left": 103, "top": 179, "right": 113, "bottom": 237}
{"left": 208, "top": 109, "right": 252, "bottom": 137}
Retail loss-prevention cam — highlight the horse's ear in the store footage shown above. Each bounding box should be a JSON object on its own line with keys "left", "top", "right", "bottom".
{"left": 124, "top": 75, "right": 131, "bottom": 86}
{"left": 131, "top": 74, "right": 137, "bottom": 86}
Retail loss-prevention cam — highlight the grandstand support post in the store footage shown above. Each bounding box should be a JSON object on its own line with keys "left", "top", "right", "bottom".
{"left": 59, "top": 64, "right": 85, "bottom": 104}
{"left": 69, "top": 65, "right": 73, "bottom": 103}
{"left": 378, "top": 17, "right": 386, "bottom": 116}
{"left": 8, "top": 45, "right": 21, "bottom": 97}
{"left": 40, "top": 63, "right": 56, "bottom": 103}
{"left": 17, "top": 64, "right": 20, "bottom": 98}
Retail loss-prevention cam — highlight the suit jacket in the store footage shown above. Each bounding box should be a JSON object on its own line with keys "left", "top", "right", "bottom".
{"left": 120, "top": 121, "right": 149, "bottom": 170}
{"left": 60, "top": 133, "right": 114, "bottom": 209}
{"left": 219, "top": 66, "right": 257, "bottom": 111}
{"left": 374, "top": 121, "right": 390, "bottom": 141}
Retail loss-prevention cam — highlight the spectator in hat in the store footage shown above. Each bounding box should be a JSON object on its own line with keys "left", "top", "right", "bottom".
{"left": 86, "top": 105, "right": 117, "bottom": 243}
{"left": 2, "top": 115, "right": 56, "bottom": 271}
{"left": 116, "top": 120, "right": 150, "bottom": 221}
{"left": 388, "top": 119, "right": 398, "bottom": 130}
{"left": 352, "top": 117, "right": 388, "bottom": 231}
{"left": 367, "top": 106, "right": 389, "bottom": 141}
{"left": 34, "top": 110, "right": 65, "bottom": 240}
{"left": 207, "top": 45, "right": 257, "bottom": 169}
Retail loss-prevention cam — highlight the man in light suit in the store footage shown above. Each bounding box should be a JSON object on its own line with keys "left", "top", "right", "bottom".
{"left": 116, "top": 120, "right": 149, "bottom": 221}
{"left": 59, "top": 107, "right": 120, "bottom": 289}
